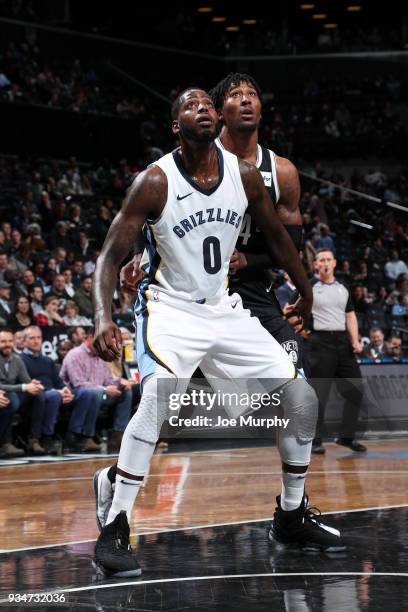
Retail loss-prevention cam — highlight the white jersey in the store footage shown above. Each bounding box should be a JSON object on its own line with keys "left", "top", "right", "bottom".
{"left": 139, "top": 146, "right": 248, "bottom": 302}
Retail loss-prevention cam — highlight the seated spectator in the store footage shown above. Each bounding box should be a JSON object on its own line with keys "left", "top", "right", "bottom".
{"left": 83, "top": 249, "right": 100, "bottom": 276}
{"left": 386, "top": 273, "right": 408, "bottom": 308}
{"left": 0, "top": 388, "right": 18, "bottom": 458}
{"left": 13, "top": 330, "right": 25, "bottom": 354}
{"left": 63, "top": 300, "right": 92, "bottom": 326}
{"left": 29, "top": 284, "right": 44, "bottom": 314}
{"left": 384, "top": 249, "right": 408, "bottom": 283}
{"left": 351, "top": 284, "right": 368, "bottom": 314}
{"left": 71, "top": 259, "right": 84, "bottom": 288}
{"left": 0, "top": 252, "right": 10, "bottom": 282}
{"left": 47, "top": 273, "right": 71, "bottom": 311}
{"left": 56, "top": 339, "right": 73, "bottom": 367}
{"left": 0, "top": 328, "right": 45, "bottom": 456}
{"left": 62, "top": 268, "right": 75, "bottom": 298}
{"left": 314, "top": 224, "right": 336, "bottom": 253}
{"left": 386, "top": 334, "right": 405, "bottom": 360}
{"left": 67, "top": 325, "right": 88, "bottom": 347}
{"left": 337, "top": 260, "right": 353, "bottom": 287}
{"left": 21, "top": 326, "right": 100, "bottom": 453}
{"left": 35, "top": 295, "right": 66, "bottom": 326}
{"left": 60, "top": 328, "right": 133, "bottom": 452}
{"left": 49, "top": 221, "right": 74, "bottom": 252}
{"left": 7, "top": 296, "right": 36, "bottom": 328}
{"left": 362, "top": 327, "right": 387, "bottom": 360}
{"left": 0, "top": 280, "right": 12, "bottom": 325}
{"left": 74, "top": 274, "right": 93, "bottom": 318}
{"left": 275, "top": 272, "right": 296, "bottom": 309}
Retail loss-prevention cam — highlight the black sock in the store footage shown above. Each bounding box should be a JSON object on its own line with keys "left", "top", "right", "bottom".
{"left": 107, "top": 463, "right": 117, "bottom": 484}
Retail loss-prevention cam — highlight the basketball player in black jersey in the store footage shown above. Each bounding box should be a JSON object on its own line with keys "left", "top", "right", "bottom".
{"left": 210, "top": 73, "right": 304, "bottom": 368}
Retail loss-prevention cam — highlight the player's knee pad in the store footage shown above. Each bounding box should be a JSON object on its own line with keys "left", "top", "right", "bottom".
{"left": 279, "top": 377, "right": 318, "bottom": 444}
{"left": 128, "top": 367, "right": 178, "bottom": 445}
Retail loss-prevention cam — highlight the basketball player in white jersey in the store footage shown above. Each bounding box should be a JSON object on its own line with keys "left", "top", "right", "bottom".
{"left": 92, "top": 88, "right": 344, "bottom": 577}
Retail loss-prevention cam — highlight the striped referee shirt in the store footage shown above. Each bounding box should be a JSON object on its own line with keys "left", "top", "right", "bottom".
{"left": 310, "top": 277, "right": 354, "bottom": 331}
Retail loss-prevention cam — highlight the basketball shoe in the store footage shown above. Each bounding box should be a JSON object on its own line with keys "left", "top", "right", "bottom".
{"left": 268, "top": 494, "right": 346, "bottom": 552}
{"left": 93, "top": 511, "right": 141, "bottom": 578}
{"left": 93, "top": 467, "right": 115, "bottom": 531}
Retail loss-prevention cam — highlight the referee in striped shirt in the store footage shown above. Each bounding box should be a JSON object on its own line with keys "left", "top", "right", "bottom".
{"left": 308, "top": 249, "right": 367, "bottom": 454}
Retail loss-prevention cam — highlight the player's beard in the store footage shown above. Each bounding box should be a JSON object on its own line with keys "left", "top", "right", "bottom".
{"left": 179, "top": 118, "right": 221, "bottom": 143}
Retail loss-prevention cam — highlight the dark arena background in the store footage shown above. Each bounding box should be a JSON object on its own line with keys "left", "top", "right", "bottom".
{"left": 0, "top": 1, "right": 408, "bottom": 611}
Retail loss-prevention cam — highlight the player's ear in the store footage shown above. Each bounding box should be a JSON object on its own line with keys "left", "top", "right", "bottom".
{"left": 172, "top": 119, "right": 180, "bottom": 135}
{"left": 217, "top": 108, "right": 224, "bottom": 122}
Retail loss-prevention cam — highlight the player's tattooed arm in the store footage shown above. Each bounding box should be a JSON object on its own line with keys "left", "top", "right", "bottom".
{"left": 93, "top": 166, "right": 167, "bottom": 360}
{"left": 275, "top": 157, "right": 302, "bottom": 226}
{"left": 239, "top": 159, "right": 312, "bottom": 324}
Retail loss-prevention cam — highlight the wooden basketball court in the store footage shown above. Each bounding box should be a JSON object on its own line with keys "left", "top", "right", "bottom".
{"left": 0, "top": 437, "right": 407, "bottom": 610}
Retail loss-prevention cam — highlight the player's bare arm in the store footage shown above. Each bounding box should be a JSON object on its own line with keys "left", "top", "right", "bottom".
{"left": 239, "top": 159, "right": 312, "bottom": 324}
{"left": 92, "top": 166, "right": 167, "bottom": 361}
{"left": 275, "top": 157, "right": 302, "bottom": 225}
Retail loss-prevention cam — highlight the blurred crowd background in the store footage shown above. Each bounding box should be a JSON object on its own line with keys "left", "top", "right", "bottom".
{"left": 0, "top": 0, "right": 407, "bottom": 458}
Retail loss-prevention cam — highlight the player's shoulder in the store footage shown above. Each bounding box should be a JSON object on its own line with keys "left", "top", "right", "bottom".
{"left": 237, "top": 157, "right": 263, "bottom": 197}
{"left": 125, "top": 161, "right": 168, "bottom": 206}
{"left": 275, "top": 155, "right": 299, "bottom": 185}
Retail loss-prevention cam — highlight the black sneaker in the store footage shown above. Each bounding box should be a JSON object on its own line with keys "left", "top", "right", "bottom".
{"left": 93, "top": 510, "right": 142, "bottom": 578}
{"left": 311, "top": 438, "right": 326, "bottom": 454}
{"left": 268, "top": 494, "right": 346, "bottom": 552}
{"left": 335, "top": 438, "right": 367, "bottom": 452}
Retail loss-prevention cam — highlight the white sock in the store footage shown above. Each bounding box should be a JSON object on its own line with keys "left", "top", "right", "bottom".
{"left": 106, "top": 472, "right": 144, "bottom": 525}
{"left": 280, "top": 471, "right": 306, "bottom": 511}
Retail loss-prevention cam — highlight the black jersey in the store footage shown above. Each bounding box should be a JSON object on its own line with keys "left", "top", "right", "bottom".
{"left": 215, "top": 139, "right": 280, "bottom": 283}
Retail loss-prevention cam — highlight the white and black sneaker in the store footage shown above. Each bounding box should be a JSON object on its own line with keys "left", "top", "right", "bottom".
{"left": 269, "top": 494, "right": 346, "bottom": 552}
{"left": 93, "top": 511, "right": 142, "bottom": 578}
{"left": 93, "top": 467, "right": 115, "bottom": 532}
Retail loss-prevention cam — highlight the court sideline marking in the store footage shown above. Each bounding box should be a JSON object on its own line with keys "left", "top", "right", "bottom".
{"left": 1, "top": 503, "right": 407, "bottom": 554}
{"left": 0, "top": 572, "right": 407, "bottom": 602}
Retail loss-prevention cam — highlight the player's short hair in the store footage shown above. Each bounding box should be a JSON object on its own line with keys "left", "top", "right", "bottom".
{"left": 209, "top": 73, "right": 262, "bottom": 111}
{"left": 171, "top": 86, "right": 205, "bottom": 120}
{"left": 314, "top": 248, "right": 336, "bottom": 259}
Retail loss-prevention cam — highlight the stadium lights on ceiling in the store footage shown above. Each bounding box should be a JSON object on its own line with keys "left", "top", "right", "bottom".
{"left": 312, "top": 13, "right": 327, "bottom": 19}
{"left": 346, "top": 5, "right": 362, "bottom": 11}
{"left": 242, "top": 19, "right": 257, "bottom": 24}
{"left": 300, "top": 4, "right": 315, "bottom": 8}
{"left": 212, "top": 16, "right": 226, "bottom": 22}
{"left": 324, "top": 23, "right": 338, "bottom": 28}
{"left": 197, "top": 7, "right": 213, "bottom": 12}
{"left": 226, "top": 26, "right": 240, "bottom": 31}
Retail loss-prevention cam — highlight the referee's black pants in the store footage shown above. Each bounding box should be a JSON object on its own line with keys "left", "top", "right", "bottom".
{"left": 307, "top": 331, "right": 363, "bottom": 440}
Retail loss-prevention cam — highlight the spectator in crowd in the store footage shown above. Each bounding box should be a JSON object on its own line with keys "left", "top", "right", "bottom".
{"left": 62, "top": 268, "right": 75, "bottom": 297}
{"left": 0, "top": 388, "right": 18, "bottom": 457}
{"left": 351, "top": 284, "right": 368, "bottom": 314}
{"left": 7, "top": 296, "right": 36, "bottom": 328}
{"left": 60, "top": 329, "right": 133, "bottom": 452}
{"left": 386, "top": 273, "right": 408, "bottom": 308}
{"left": 0, "top": 280, "right": 12, "bottom": 324}
{"left": 47, "top": 274, "right": 71, "bottom": 311}
{"left": 29, "top": 284, "right": 44, "bottom": 314}
{"left": 0, "top": 328, "right": 46, "bottom": 456}
{"left": 53, "top": 247, "right": 67, "bottom": 273}
{"left": 67, "top": 325, "right": 88, "bottom": 347}
{"left": 49, "top": 221, "right": 74, "bottom": 252}
{"left": 13, "top": 330, "right": 25, "bottom": 354}
{"left": 56, "top": 339, "right": 73, "bottom": 366}
{"left": 63, "top": 300, "right": 92, "bottom": 326}
{"left": 275, "top": 272, "right": 296, "bottom": 309}
{"left": 386, "top": 334, "right": 405, "bottom": 360}
{"left": 74, "top": 274, "right": 93, "bottom": 318}
{"left": 0, "top": 252, "right": 10, "bottom": 282}
{"left": 35, "top": 295, "right": 65, "bottom": 326}
{"left": 362, "top": 327, "right": 387, "bottom": 360}
{"left": 21, "top": 326, "right": 100, "bottom": 453}
{"left": 83, "top": 249, "right": 100, "bottom": 276}
{"left": 384, "top": 249, "right": 408, "bottom": 283}
{"left": 71, "top": 259, "right": 84, "bottom": 288}
{"left": 314, "top": 224, "right": 336, "bottom": 253}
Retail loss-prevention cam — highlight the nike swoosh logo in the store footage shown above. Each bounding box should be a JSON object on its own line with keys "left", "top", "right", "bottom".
{"left": 231, "top": 301, "right": 238, "bottom": 309}
{"left": 120, "top": 479, "right": 139, "bottom": 486}
{"left": 177, "top": 192, "right": 194, "bottom": 201}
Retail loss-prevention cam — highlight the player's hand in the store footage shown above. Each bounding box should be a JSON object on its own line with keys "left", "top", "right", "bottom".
{"left": 229, "top": 249, "right": 247, "bottom": 275}
{"left": 352, "top": 340, "right": 362, "bottom": 354}
{"left": 94, "top": 318, "right": 122, "bottom": 362}
{"left": 120, "top": 254, "right": 146, "bottom": 294}
{"left": 283, "top": 296, "right": 312, "bottom": 333}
